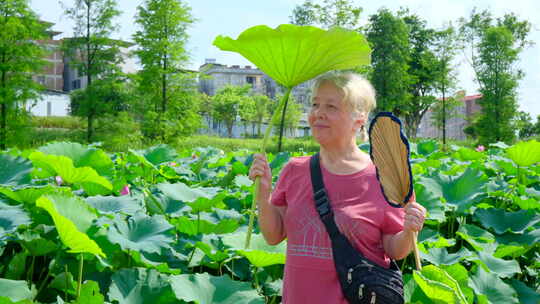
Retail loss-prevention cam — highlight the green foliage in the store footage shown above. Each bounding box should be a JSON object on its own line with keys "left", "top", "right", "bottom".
{"left": 269, "top": 94, "right": 303, "bottom": 136}
{"left": 69, "top": 76, "right": 131, "bottom": 118}
{"left": 32, "top": 116, "right": 85, "bottom": 130}
{"left": 366, "top": 8, "right": 411, "bottom": 115}
{"left": 0, "top": 139, "right": 539, "bottom": 303}
{"left": 290, "top": 0, "right": 362, "bottom": 30}
{"left": 459, "top": 10, "right": 532, "bottom": 145}
{"left": 212, "top": 85, "right": 251, "bottom": 137}
{"left": 514, "top": 111, "right": 537, "bottom": 139}
{"left": 62, "top": 0, "right": 122, "bottom": 142}
{"left": 133, "top": 0, "right": 194, "bottom": 113}
{"left": 399, "top": 10, "right": 440, "bottom": 139}
{"left": 94, "top": 112, "right": 144, "bottom": 151}
{"left": 0, "top": 0, "right": 48, "bottom": 150}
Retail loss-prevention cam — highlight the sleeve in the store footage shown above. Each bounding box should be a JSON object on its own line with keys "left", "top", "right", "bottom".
{"left": 270, "top": 160, "right": 295, "bottom": 207}
{"left": 382, "top": 203, "right": 405, "bottom": 235}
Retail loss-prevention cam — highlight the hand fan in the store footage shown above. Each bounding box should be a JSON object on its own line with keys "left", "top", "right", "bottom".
{"left": 368, "top": 112, "right": 421, "bottom": 270}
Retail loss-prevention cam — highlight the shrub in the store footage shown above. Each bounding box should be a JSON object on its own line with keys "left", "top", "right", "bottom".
{"left": 32, "top": 115, "right": 86, "bottom": 129}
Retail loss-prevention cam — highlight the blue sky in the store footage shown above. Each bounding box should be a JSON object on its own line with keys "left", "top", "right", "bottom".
{"left": 31, "top": 0, "right": 540, "bottom": 120}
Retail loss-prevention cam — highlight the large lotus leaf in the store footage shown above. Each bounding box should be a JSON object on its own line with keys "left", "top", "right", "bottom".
{"left": 416, "top": 140, "right": 439, "bottom": 157}
{"left": 17, "top": 231, "right": 58, "bottom": 256}
{"left": 0, "top": 279, "right": 34, "bottom": 302}
{"left": 452, "top": 147, "right": 484, "bottom": 161}
{"left": 456, "top": 224, "right": 495, "bottom": 252}
{"left": 433, "top": 167, "right": 488, "bottom": 213}
{"left": 107, "top": 268, "right": 177, "bottom": 304}
{"left": 414, "top": 265, "right": 468, "bottom": 304}
{"left": 48, "top": 272, "right": 76, "bottom": 295}
{"left": 474, "top": 208, "right": 540, "bottom": 234}
{"left": 222, "top": 232, "right": 286, "bottom": 267}
{"left": 29, "top": 152, "right": 112, "bottom": 195}
{"left": 170, "top": 273, "right": 264, "bottom": 304}
{"left": 420, "top": 247, "right": 473, "bottom": 266}
{"left": 417, "top": 229, "right": 455, "bottom": 249}
{"left": 38, "top": 141, "right": 114, "bottom": 178}
{"left": 440, "top": 263, "right": 475, "bottom": 304}
{"left": 494, "top": 244, "right": 529, "bottom": 259}
{"left": 174, "top": 212, "right": 240, "bottom": 236}
{"left": 414, "top": 177, "right": 446, "bottom": 221}
{"left": 106, "top": 213, "right": 175, "bottom": 255}
{"left": 412, "top": 270, "right": 466, "bottom": 304}
{"left": 74, "top": 281, "right": 105, "bottom": 304}
{"left": 0, "top": 154, "right": 32, "bottom": 186}
{"left": 41, "top": 194, "right": 98, "bottom": 233}
{"left": 36, "top": 196, "right": 104, "bottom": 257}
{"left": 403, "top": 273, "right": 432, "bottom": 304}
{"left": 145, "top": 191, "right": 190, "bottom": 216}
{"left": 0, "top": 206, "right": 31, "bottom": 244}
{"left": 496, "top": 229, "right": 540, "bottom": 246}
{"left": 86, "top": 195, "right": 145, "bottom": 216}
{"left": 470, "top": 266, "right": 518, "bottom": 304}
{"left": 156, "top": 182, "right": 220, "bottom": 203}
{"left": 214, "top": 24, "right": 370, "bottom": 88}
{"left": 469, "top": 250, "right": 521, "bottom": 278}
{"left": 509, "top": 279, "right": 540, "bottom": 304}
{"left": 506, "top": 140, "right": 540, "bottom": 167}
{"left": 0, "top": 185, "right": 62, "bottom": 205}
{"left": 140, "top": 144, "right": 178, "bottom": 166}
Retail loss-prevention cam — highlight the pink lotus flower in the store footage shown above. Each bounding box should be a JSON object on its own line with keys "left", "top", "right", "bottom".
{"left": 55, "top": 176, "right": 63, "bottom": 186}
{"left": 169, "top": 161, "right": 177, "bottom": 167}
{"left": 120, "top": 185, "right": 130, "bottom": 196}
{"left": 475, "top": 145, "right": 485, "bottom": 152}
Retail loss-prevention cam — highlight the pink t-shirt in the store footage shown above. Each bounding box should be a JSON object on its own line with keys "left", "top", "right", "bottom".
{"left": 270, "top": 156, "right": 405, "bottom": 304}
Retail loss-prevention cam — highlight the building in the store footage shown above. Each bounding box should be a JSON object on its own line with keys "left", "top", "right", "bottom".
{"left": 417, "top": 93, "right": 482, "bottom": 140}
{"left": 27, "top": 21, "right": 136, "bottom": 117}
{"left": 198, "top": 59, "right": 313, "bottom": 137}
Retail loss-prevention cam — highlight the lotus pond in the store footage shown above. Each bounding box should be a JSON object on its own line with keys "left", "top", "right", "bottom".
{"left": 0, "top": 140, "right": 539, "bottom": 303}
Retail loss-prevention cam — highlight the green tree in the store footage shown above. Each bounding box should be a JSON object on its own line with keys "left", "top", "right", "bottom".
{"left": 514, "top": 111, "right": 536, "bottom": 139}
{"left": 432, "top": 24, "right": 460, "bottom": 146}
{"left": 290, "top": 0, "right": 362, "bottom": 30}
{"left": 460, "top": 10, "right": 532, "bottom": 144}
{"left": 399, "top": 10, "right": 439, "bottom": 138}
{"left": 212, "top": 85, "right": 250, "bottom": 137}
{"left": 269, "top": 94, "right": 303, "bottom": 137}
{"left": 238, "top": 96, "right": 256, "bottom": 137}
{"left": 430, "top": 91, "right": 464, "bottom": 137}
{"left": 0, "top": 0, "right": 47, "bottom": 150}
{"left": 535, "top": 115, "right": 540, "bottom": 136}
{"left": 62, "top": 0, "right": 122, "bottom": 143}
{"left": 252, "top": 94, "right": 271, "bottom": 137}
{"left": 366, "top": 8, "right": 411, "bottom": 115}
{"left": 133, "top": 0, "right": 194, "bottom": 112}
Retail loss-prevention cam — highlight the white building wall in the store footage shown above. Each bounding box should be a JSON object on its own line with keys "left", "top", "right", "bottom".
{"left": 27, "top": 91, "right": 70, "bottom": 117}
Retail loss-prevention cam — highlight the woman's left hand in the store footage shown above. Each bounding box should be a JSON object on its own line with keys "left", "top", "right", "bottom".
{"left": 403, "top": 201, "right": 426, "bottom": 233}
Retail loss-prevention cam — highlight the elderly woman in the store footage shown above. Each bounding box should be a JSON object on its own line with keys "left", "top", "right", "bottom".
{"left": 248, "top": 71, "right": 426, "bottom": 304}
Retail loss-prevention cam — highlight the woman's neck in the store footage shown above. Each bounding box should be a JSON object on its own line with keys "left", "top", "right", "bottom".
{"left": 319, "top": 141, "right": 369, "bottom": 175}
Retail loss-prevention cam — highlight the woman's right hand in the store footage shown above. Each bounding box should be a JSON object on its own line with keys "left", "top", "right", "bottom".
{"left": 248, "top": 153, "right": 272, "bottom": 202}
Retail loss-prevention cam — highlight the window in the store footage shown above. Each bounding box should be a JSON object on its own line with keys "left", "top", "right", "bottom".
{"left": 72, "top": 79, "right": 81, "bottom": 89}
{"left": 246, "top": 76, "right": 255, "bottom": 86}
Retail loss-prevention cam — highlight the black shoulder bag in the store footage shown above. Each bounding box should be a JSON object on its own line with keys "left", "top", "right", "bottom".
{"left": 310, "top": 153, "right": 404, "bottom": 304}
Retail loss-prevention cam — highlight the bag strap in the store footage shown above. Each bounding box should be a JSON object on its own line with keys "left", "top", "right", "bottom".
{"left": 309, "top": 153, "right": 344, "bottom": 238}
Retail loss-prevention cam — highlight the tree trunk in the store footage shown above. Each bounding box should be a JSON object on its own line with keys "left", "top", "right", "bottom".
{"left": 86, "top": 1, "right": 93, "bottom": 143}
{"left": 227, "top": 121, "right": 233, "bottom": 137}
{"left": 1, "top": 69, "right": 6, "bottom": 150}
